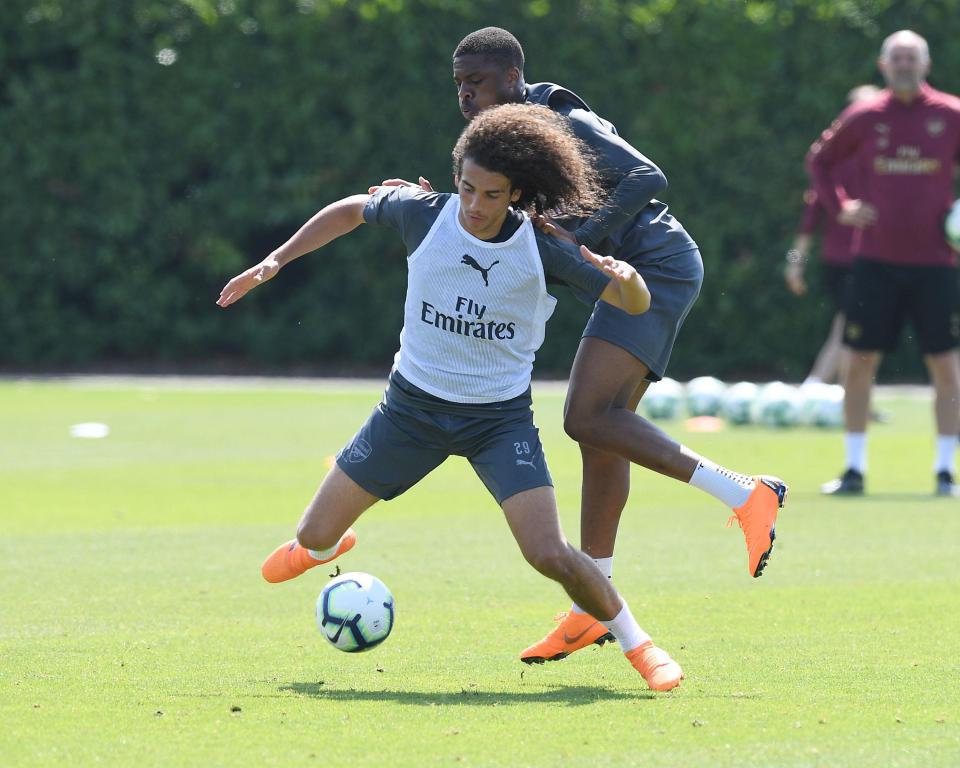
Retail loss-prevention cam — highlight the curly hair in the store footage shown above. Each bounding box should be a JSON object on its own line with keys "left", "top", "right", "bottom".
{"left": 451, "top": 104, "right": 605, "bottom": 217}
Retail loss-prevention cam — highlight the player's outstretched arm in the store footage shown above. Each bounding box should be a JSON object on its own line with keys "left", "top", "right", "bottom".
{"left": 217, "top": 194, "right": 369, "bottom": 308}
{"left": 583, "top": 245, "right": 650, "bottom": 315}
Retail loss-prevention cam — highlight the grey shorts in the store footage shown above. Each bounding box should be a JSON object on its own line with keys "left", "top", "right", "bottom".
{"left": 582, "top": 247, "right": 703, "bottom": 381}
{"left": 336, "top": 389, "right": 553, "bottom": 505}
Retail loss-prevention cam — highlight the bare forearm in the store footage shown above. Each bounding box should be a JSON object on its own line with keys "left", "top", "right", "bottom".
{"left": 788, "top": 233, "right": 812, "bottom": 263}
{"left": 577, "top": 245, "right": 650, "bottom": 316}
{"left": 784, "top": 234, "right": 810, "bottom": 295}
{"left": 272, "top": 194, "right": 369, "bottom": 267}
{"left": 216, "top": 194, "right": 369, "bottom": 308}
{"left": 600, "top": 272, "right": 650, "bottom": 315}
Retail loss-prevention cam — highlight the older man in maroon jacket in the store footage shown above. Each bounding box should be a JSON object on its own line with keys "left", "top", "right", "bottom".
{"left": 807, "top": 30, "right": 960, "bottom": 496}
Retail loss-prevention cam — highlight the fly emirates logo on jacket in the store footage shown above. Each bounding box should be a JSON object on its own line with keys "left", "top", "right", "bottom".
{"left": 874, "top": 143, "right": 941, "bottom": 176}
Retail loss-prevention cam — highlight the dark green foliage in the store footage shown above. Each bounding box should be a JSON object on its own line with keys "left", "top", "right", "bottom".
{"left": 3, "top": 0, "right": 959, "bottom": 378}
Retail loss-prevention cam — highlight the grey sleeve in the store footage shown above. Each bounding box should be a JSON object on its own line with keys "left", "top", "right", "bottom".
{"left": 563, "top": 106, "right": 668, "bottom": 250}
{"left": 363, "top": 188, "right": 449, "bottom": 253}
{"left": 535, "top": 229, "right": 610, "bottom": 306}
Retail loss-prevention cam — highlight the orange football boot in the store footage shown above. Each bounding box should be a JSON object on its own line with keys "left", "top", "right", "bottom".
{"left": 519, "top": 611, "right": 615, "bottom": 664}
{"left": 261, "top": 529, "right": 357, "bottom": 583}
{"left": 728, "top": 476, "right": 787, "bottom": 578}
{"left": 625, "top": 641, "right": 684, "bottom": 691}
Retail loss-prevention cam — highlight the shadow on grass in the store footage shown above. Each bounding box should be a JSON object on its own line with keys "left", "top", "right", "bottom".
{"left": 859, "top": 493, "right": 948, "bottom": 502}
{"left": 793, "top": 491, "right": 942, "bottom": 503}
{"left": 279, "top": 681, "right": 656, "bottom": 705}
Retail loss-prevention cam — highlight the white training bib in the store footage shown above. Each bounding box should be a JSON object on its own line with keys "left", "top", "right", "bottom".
{"left": 394, "top": 196, "right": 557, "bottom": 403}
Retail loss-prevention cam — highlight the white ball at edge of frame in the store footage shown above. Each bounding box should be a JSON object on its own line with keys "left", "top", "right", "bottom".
{"left": 945, "top": 198, "right": 960, "bottom": 253}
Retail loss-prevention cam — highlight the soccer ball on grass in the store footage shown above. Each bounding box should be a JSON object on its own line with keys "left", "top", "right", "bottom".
{"left": 316, "top": 572, "right": 395, "bottom": 652}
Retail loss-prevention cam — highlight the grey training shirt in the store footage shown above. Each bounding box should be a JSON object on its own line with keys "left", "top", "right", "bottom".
{"left": 525, "top": 82, "right": 697, "bottom": 263}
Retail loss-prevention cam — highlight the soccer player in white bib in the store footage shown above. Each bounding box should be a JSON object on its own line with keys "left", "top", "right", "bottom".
{"left": 218, "top": 105, "right": 684, "bottom": 690}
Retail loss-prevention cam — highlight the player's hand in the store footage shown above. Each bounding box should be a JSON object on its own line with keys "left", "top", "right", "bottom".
{"left": 580, "top": 245, "right": 635, "bottom": 281}
{"left": 216, "top": 258, "right": 280, "bottom": 307}
{"left": 367, "top": 176, "right": 434, "bottom": 194}
{"left": 584, "top": 245, "right": 650, "bottom": 315}
{"left": 784, "top": 262, "right": 807, "bottom": 296}
{"left": 838, "top": 199, "right": 877, "bottom": 228}
{"left": 531, "top": 214, "right": 578, "bottom": 245}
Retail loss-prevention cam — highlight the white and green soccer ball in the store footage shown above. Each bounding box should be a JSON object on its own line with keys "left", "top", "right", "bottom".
{"left": 720, "top": 381, "right": 759, "bottom": 425}
{"left": 800, "top": 382, "right": 845, "bottom": 428}
{"left": 643, "top": 377, "right": 683, "bottom": 420}
{"left": 686, "top": 376, "right": 726, "bottom": 417}
{"left": 945, "top": 198, "right": 960, "bottom": 253}
{"left": 752, "top": 381, "right": 802, "bottom": 428}
{"left": 316, "top": 572, "right": 395, "bottom": 653}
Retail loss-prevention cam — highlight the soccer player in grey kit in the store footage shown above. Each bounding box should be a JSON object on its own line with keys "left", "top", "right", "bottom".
{"left": 431, "top": 27, "right": 787, "bottom": 663}
{"left": 808, "top": 30, "right": 960, "bottom": 497}
{"left": 221, "top": 104, "right": 686, "bottom": 691}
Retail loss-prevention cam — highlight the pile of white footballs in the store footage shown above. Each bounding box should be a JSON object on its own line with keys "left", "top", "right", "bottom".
{"left": 644, "top": 377, "right": 846, "bottom": 428}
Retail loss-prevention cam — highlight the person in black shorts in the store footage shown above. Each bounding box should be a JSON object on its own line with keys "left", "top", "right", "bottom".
{"left": 808, "top": 30, "right": 960, "bottom": 496}
{"left": 218, "top": 104, "right": 686, "bottom": 690}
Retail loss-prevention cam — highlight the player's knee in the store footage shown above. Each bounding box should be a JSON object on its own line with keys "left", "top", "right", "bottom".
{"left": 525, "top": 543, "right": 575, "bottom": 582}
{"left": 562, "top": 406, "right": 602, "bottom": 446}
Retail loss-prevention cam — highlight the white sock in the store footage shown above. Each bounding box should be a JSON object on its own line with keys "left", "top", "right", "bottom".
{"left": 689, "top": 459, "right": 754, "bottom": 508}
{"left": 600, "top": 601, "right": 651, "bottom": 653}
{"left": 935, "top": 435, "right": 956, "bottom": 474}
{"left": 307, "top": 535, "right": 345, "bottom": 561}
{"left": 570, "top": 556, "right": 614, "bottom": 615}
{"left": 803, "top": 375, "right": 824, "bottom": 385}
{"left": 845, "top": 432, "right": 867, "bottom": 473}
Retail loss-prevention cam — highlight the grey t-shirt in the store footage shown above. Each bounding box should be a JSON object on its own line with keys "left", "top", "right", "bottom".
{"left": 525, "top": 82, "right": 698, "bottom": 264}
{"left": 363, "top": 187, "right": 610, "bottom": 304}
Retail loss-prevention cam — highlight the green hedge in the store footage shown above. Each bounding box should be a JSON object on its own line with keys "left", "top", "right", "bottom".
{"left": 3, "top": 0, "right": 959, "bottom": 379}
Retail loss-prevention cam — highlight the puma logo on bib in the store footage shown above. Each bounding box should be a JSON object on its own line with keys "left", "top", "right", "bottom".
{"left": 461, "top": 254, "right": 499, "bottom": 286}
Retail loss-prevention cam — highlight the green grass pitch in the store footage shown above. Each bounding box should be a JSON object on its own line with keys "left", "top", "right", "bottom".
{"left": 1, "top": 378, "right": 958, "bottom": 767}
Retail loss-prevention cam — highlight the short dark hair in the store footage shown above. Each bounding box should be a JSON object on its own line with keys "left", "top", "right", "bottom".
{"left": 453, "top": 27, "right": 524, "bottom": 72}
